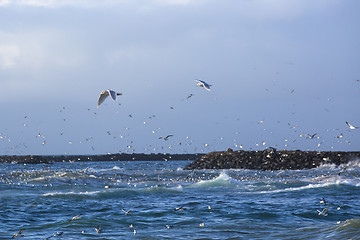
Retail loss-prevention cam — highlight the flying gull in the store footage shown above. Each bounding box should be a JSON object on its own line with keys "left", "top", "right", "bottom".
{"left": 95, "top": 226, "right": 102, "bottom": 234}
{"left": 69, "top": 214, "right": 82, "bottom": 221}
{"left": 159, "top": 135, "right": 174, "bottom": 141}
{"left": 195, "top": 79, "right": 212, "bottom": 91}
{"left": 345, "top": 121, "right": 358, "bottom": 130}
{"left": 97, "top": 89, "right": 122, "bottom": 108}
{"left": 175, "top": 206, "right": 185, "bottom": 211}
{"left": 12, "top": 230, "right": 24, "bottom": 239}
{"left": 317, "top": 207, "right": 330, "bottom": 216}
{"left": 121, "top": 209, "right": 132, "bottom": 215}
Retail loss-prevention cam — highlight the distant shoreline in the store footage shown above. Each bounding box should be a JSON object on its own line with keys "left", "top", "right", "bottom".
{"left": 1, "top": 150, "right": 359, "bottom": 171}
{"left": 0, "top": 153, "right": 204, "bottom": 164}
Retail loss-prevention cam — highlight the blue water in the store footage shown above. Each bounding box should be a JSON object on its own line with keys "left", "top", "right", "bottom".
{"left": 1, "top": 160, "right": 360, "bottom": 240}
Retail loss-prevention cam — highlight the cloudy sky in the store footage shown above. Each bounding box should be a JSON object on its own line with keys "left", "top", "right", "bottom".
{"left": 0, "top": 0, "right": 359, "bottom": 155}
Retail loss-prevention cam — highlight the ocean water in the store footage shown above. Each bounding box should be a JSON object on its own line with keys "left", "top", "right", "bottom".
{"left": 1, "top": 160, "right": 360, "bottom": 240}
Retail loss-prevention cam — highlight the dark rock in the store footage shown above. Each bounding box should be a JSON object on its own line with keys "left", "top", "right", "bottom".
{"left": 0, "top": 153, "right": 204, "bottom": 164}
{"left": 184, "top": 150, "right": 360, "bottom": 171}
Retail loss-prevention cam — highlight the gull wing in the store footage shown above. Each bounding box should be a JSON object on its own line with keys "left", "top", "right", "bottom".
{"left": 108, "top": 89, "right": 117, "bottom": 101}
{"left": 97, "top": 91, "right": 109, "bottom": 107}
{"left": 346, "top": 121, "right": 357, "bottom": 129}
{"left": 203, "top": 82, "right": 211, "bottom": 91}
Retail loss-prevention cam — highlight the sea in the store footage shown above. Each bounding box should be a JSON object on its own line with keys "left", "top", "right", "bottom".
{"left": 1, "top": 159, "right": 360, "bottom": 240}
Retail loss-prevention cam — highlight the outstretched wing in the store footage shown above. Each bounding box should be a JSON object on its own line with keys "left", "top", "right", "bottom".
{"left": 108, "top": 89, "right": 117, "bottom": 101}
{"left": 203, "top": 82, "right": 211, "bottom": 91}
{"left": 194, "top": 79, "right": 205, "bottom": 84}
{"left": 97, "top": 90, "right": 109, "bottom": 107}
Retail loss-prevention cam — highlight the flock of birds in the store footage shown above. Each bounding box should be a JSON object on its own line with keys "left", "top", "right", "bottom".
{"left": 317, "top": 197, "right": 347, "bottom": 225}
{"left": 0, "top": 77, "right": 359, "bottom": 155}
{"left": 94, "top": 79, "right": 358, "bottom": 152}
{"left": 97, "top": 79, "right": 211, "bottom": 108}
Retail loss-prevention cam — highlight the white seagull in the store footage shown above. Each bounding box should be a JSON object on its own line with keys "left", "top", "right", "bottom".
{"left": 97, "top": 89, "right": 122, "bottom": 108}
{"left": 195, "top": 79, "right": 212, "bottom": 91}
{"left": 345, "top": 121, "right": 358, "bottom": 130}
{"left": 317, "top": 207, "right": 330, "bottom": 216}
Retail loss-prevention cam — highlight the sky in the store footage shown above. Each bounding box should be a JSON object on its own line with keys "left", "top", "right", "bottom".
{"left": 0, "top": 0, "right": 359, "bottom": 155}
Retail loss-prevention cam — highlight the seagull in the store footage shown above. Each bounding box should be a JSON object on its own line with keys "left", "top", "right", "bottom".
{"left": 53, "top": 232, "right": 63, "bottom": 236}
{"left": 69, "top": 214, "right": 82, "bottom": 221}
{"left": 121, "top": 209, "right": 132, "bottom": 215}
{"left": 195, "top": 79, "right": 212, "bottom": 91}
{"left": 175, "top": 206, "right": 185, "bottom": 211}
{"left": 337, "top": 205, "right": 344, "bottom": 210}
{"left": 95, "top": 226, "right": 102, "bottom": 234}
{"left": 97, "top": 89, "right": 122, "bottom": 108}
{"left": 338, "top": 167, "right": 347, "bottom": 176}
{"left": 345, "top": 121, "right": 358, "bottom": 130}
{"left": 159, "top": 135, "right": 173, "bottom": 141}
{"left": 187, "top": 93, "right": 194, "bottom": 99}
{"left": 317, "top": 207, "right": 330, "bottom": 216}
{"left": 320, "top": 198, "right": 327, "bottom": 205}
{"left": 307, "top": 133, "right": 317, "bottom": 139}
{"left": 334, "top": 133, "right": 343, "bottom": 138}
{"left": 12, "top": 230, "right": 24, "bottom": 239}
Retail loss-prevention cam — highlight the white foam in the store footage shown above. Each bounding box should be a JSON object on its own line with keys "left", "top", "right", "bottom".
{"left": 193, "top": 172, "right": 241, "bottom": 188}
{"left": 255, "top": 176, "right": 360, "bottom": 194}
{"left": 43, "top": 190, "right": 101, "bottom": 196}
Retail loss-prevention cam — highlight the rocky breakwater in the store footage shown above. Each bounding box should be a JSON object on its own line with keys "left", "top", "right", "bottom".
{"left": 184, "top": 149, "right": 360, "bottom": 170}
{"left": 0, "top": 153, "right": 203, "bottom": 164}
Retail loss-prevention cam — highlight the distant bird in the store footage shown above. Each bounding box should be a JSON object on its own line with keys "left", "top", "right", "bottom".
{"left": 97, "top": 89, "right": 122, "bottom": 108}
{"left": 166, "top": 225, "right": 174, "bottom": 229}
{"left": 334, "top": 133, "right": 343, "bottom": 138}
{"left": 187, "top": 94, "right": 194, "bottom": 99}
{"left": 345, "top": 121, "right": 358, "bottom": 130}
{"left": 69, "top": 214, "right": 82, "bottom": 221}
{"left": 53, "top": 232, "right": 63, "bottom": 236}
{"left": 195, "top": 79, "right": 211, "bottom": 91}
{"left": 159, "top": 135, "right": 173, "bottom": 141}
{"left": 175, "top": 206, "right": 185, "bottom": 211}
{"left": 121, "top": 209, "right": 132, "bottom": 215}
{"left": 320, "top": 198, "right": 327, "bottom": 205}
{"left": 12, "top": 230, "right": 24, "bottom": 239}
{"left": 307, "top": 133, "right": 317, "bottom": 139}
{"left": 338, "top": 167, "right": 347, "bottom": 176}
{"left": 95, "top": 226, "right": 102, "bottom": 234}
{"left": 337, "top": 205, "right": 344, "bottom": 210}
{"left": 317, "top": 207, "right": 330, "bottom": 216}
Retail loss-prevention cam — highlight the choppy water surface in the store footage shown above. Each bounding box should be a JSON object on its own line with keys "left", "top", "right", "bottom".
{"left": 1, "top": 160, "right": 360, "bottom": 239}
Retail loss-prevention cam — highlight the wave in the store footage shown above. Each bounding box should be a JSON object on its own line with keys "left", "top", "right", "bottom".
{"left": 42, "top": 184, "right": 184, "bottom": 197}
{"left": 254, "top": 176, "right": 360, "bottom": 194}
{"left": 322, "top": 218, "right": 360, "bottom": 240}
{"left": 317, "top": 159, "right": 360, "bottom": 170}
{"left": 43, "top": 190, "right": 102, "bottom": 196}
{"left": 192, "top": 172, "right": 242, "bottom": 188}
